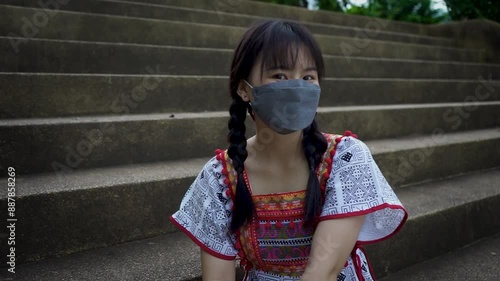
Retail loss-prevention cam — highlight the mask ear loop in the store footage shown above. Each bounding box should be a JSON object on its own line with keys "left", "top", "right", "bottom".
{"left": 243, "top": 79, "right": 253, "bottom": 89}
{"left": 247, "top": 102, "right": 255, "bottom": 121}
{"left": 243, "top": 80, "right": 256, "bottom": 121}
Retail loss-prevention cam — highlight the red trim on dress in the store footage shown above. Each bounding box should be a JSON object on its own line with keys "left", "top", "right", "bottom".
{"left": 352, "top": 244, "right": 365, "bottom": 281}
{"left": 216, "top": 149, "right": 235, "bottom": 211}
{"left": 319, "top": 130, "right": 408, "bottom": 281}
{"left": 352, "top": 242, "right": 369, "bottom": 281}
{"left": 317, "top": 198, "right": 409, "bottom": 245}
{"left": 242, "top": 168, "right": 269, "bottom": 271}
{"left": 349, "top": 243, "right": 379, "bottom": 280}
{"left": 363, "top": 245, "right": 378, "bottom": 280}
{"left": 313, "top": 131, "right": 356, "bottom": 227}
{"left": 322, "top": 131, "right": 356, "bottom": 188}
{"left": 216, "top": 149, "right": 253, "bottom": 273}
{"left": 169, "top": 215, "right": 236, "bottom": 261}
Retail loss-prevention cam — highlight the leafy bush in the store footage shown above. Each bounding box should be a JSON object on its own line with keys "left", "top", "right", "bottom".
{"left": 254, "top": 0, "right": 500, "bottom": 24}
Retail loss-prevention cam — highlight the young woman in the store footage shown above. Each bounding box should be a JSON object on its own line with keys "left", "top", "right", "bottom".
{"left": 170, "top": 19, "right": 408, "bottom": 281}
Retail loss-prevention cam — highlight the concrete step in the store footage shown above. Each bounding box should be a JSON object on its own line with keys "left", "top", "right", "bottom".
{"left": 365, "top": 167, "right": 500, "bottom": 278}
{"left": 0, "top": 128, "right": 498, "bottom": 267}
{"left": 0, "top": 2, "right": 459, "bottom": 48}
{"left": 128, "top": 0, "right": 498, "bottom": 56}
{"left": 1, "top": 103, "right": 499, "bottom": 175}
{"left": 1, "top": 73, "right": 499, "bottom": 119}
{"left": 2, "top": 166, "right": 499, "bottom": 280}
{"left": 118, "top": 0, "right": 433, "bottom": 36}
{"left": 0, "top": 5, "right": 483, "bottom": 62}
{"left": 2, "top": 37, "right": 499, "bottom": 78}
{"left": 379, "top": 233, "right": 500, "bottom": 281}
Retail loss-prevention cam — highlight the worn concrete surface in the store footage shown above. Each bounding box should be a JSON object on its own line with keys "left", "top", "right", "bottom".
{"left": 0, "top": 3, "right": 458, "bottom": 47}
{"left": 1, "top": 106, "right": 499, "bottom": 174}
{"left": 0, "top": 0, "right": 433, "bottom": 36}
{"left": 380, "top": 233, "right": 500, "bottom": 281}
{"left": 1, "top": 168, "right": 499, "bottom": 280}
{"left": 3, "top": 37, "right": 500, "bottom": 78}
{"left": 1, "top": 74, "right": 499, "bottom": 119}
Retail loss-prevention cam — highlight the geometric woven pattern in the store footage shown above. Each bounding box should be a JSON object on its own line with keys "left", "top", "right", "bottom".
{"left": 170, "top": 157, "right": 238, "bottom": 259}
{"left": 320, "top": 136, "right": 407, "bottom": 244}
{"left": 170, "top": 132, "right": 408, "bottom": 280}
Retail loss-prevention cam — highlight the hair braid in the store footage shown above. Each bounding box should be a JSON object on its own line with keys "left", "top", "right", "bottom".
{"left": 301, "top": 119, "right": 328, "bottom": 229}
{"left": 227, "top": 97, "right": 257, "bottom": 233}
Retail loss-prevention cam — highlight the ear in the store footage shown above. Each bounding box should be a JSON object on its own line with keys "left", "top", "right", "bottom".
{"left": 237, "top": 79, "right": 252, "bottom": 102}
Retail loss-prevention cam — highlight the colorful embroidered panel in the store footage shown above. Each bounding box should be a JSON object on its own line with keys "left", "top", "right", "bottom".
{"left": 239, "top": 190, "right": 313, "bottom": 276}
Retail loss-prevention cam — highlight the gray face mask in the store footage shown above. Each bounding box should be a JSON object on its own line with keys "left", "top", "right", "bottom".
{"left": 244, "top": 79, "right": 320, "bottom": 135}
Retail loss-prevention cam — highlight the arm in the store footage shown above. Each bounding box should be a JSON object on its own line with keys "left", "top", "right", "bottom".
{"left": 300, "top": 215, "right": 366, "bottom": 281}
{"left": 201, "top": 248, "right": 236, "bottom": 281}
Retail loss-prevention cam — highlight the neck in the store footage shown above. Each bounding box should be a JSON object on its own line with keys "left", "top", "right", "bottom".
{"left": 249, "top": 127, "right": 305, "bottom": 166}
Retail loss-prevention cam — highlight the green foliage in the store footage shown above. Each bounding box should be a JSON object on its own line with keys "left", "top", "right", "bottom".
{"left": 254, "top": 0, "right": 500, "bottom": 24}
{"left": 344, "top": 0, "right": 448, "bottom": 24}
{"left": 444, "top": 0, "right": 500, "bottom": 22}
{"left": 315, "top": 0, "right": 349, "bottom": 12}
{"left": 254, "top": 0, "right": 308, "bottom": 7}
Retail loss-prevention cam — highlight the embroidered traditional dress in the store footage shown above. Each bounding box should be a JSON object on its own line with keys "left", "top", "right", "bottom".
{"left": 170, "top": 131, "right": 408, "bottom": 280}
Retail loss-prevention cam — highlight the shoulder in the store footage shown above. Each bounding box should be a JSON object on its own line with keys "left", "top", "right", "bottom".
{"left": 201, "top": 150, "right": 235, "bottom": 183}
{"left": 209, "top": 149, "right": 237, "bottom": 206}
{"left": 201, "top": 154, "right": 223, "bottom": 176}
{"left": 321, "top": 130, "right": 359, "bottom": 146}
{"left": 320, "top": 130, "right": 368, "bottom": 161}
{"left": 317, "top": 130, "right": 379, "bottom": 185}
{"left": 190, "top": 153, "right": 233, "bottom": 206}
{"left": 193, "top": 155, "right": 222, "bottom": 188}
{"left": 333, "top": 132, "right": 371, "bottom": 158}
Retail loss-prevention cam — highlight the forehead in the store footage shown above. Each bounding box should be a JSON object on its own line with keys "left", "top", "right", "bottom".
{"left": 255, "top": 44, "right": 316, "bottom": 74}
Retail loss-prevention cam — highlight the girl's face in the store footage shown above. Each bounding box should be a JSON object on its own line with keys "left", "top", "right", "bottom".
{"left": 237, "top": 46, "right": 319, "bottom": 103}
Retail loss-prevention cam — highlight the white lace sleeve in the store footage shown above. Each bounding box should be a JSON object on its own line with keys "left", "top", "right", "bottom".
{"left": 319, "top": 135, "right": 408, "bottom": 243}
{"left": 169, "top": 156, "right": 237, "bottom": 259}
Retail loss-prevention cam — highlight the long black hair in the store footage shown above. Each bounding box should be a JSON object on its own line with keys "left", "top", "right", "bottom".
{"left": 227, "top": 19, "right": 328, "bottom": 233}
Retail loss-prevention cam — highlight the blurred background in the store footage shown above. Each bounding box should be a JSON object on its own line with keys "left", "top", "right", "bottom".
{"left": 256, "top": 0, "right": 500, "bottom": 23}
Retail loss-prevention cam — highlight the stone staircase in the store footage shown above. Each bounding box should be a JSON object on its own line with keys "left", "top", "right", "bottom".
{"left": 0, "top": 0, "right": 499, "bottom": 280}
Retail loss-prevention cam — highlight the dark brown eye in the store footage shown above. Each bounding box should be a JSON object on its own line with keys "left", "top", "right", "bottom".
{"left": 303, "top": 75, "right": 315, "bottom": 81}
{"left": 273, "top": 74, "right": 286, "bottom": 80}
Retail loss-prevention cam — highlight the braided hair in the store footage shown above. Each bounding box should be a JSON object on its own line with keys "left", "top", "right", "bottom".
{"left": 227, "top": 19, "right": 328, "bottom": 233}
{"left": 301, "top": 119, "right": 328, "bottom": 229}
{"left": 227, "top": 95, "right": 257, "bottom": 232}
